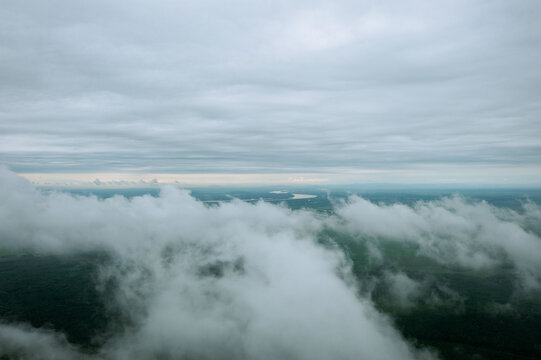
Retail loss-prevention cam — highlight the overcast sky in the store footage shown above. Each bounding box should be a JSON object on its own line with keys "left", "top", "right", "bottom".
{"left": 1, "top": 0, "right": 540, "bottom": 185}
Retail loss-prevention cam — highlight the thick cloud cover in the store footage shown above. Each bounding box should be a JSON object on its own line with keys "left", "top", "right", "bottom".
{"left": 1, "top": 168, "right": 541, "bottom": 358}
{"left": 1, "top": 0, "right": 540, "bottom": 182}
{"left": 0, "top": 168, "right": 436, "bottom": 359}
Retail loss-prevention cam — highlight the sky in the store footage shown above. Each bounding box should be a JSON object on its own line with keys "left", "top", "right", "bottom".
{"left": 1, "top": 0, "right": 540, "bottom": 186}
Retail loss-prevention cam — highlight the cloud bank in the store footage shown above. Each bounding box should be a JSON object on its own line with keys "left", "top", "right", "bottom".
{"left": 0, "top": 168, "right": 435, "bottom": 359}
{"left": 334, "top": 196, "right": 541, "bottom": 290}
{"left": 1, "top": 168, "right": 540, "bottom": 358}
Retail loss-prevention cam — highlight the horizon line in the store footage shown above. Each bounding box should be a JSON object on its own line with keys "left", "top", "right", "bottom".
{"left": 18, "top": 172, "right": 541, "bottom": 189}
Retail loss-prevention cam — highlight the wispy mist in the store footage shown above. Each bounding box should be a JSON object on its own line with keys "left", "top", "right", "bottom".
{"left": 334, "top": 196, "right": 541, "bottom": 290}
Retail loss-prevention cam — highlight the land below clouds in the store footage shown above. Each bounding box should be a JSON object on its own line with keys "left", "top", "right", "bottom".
{"left": 1, "top": 171, "right": 541, "bottom": 360}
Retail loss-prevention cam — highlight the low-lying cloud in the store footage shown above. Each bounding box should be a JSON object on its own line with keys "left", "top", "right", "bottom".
{"left": 0, "top": 323, "right": 87, "bottom": 360}
{"left": 0, "top": 168, "right": 434, "bottom": 359}
{"left": 1, "top": 168, "right": 540, "bottom": 358}
{"left": 334, "top": 196, "right": 541, "bottom": 290}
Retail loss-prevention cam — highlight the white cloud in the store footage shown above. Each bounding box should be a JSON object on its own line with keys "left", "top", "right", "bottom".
{"left": 335, "top": 195, "right": 541, "bottom": 290}
{"left": 0, "top": 323, "right": 87, "bottom": 360}
{"left": 0, "top": 168, "right": 436, "bottom": 359}
{"left": 384, "top": 271, "right": 423, "bottom": 308}
{"left": 2, "top": 167, "right": 541, "bottom": 358}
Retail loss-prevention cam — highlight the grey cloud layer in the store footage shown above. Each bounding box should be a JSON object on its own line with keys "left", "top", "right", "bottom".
{"left": 1, "top": 0, "right": 540, "bottom": 179}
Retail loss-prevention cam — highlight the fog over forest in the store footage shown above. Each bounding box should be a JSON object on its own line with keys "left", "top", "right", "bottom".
{"left": 1, "top": 168, "right": 540, "bottom": 359}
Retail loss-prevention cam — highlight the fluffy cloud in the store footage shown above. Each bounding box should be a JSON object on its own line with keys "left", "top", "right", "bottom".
{"left": 383, "top": 271, "right": 423, "bottom": 308}
{"left": 0, "top": 168, "right": 435, "bottom": 359}
{"left": 335, "top": 195, "right": 541, "bottom": 290}
{"left": 0, "top": 323, "right": 87, "bottom": 360}
{"left": 1, "top": 168, "right": 540, "bottom": 358}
